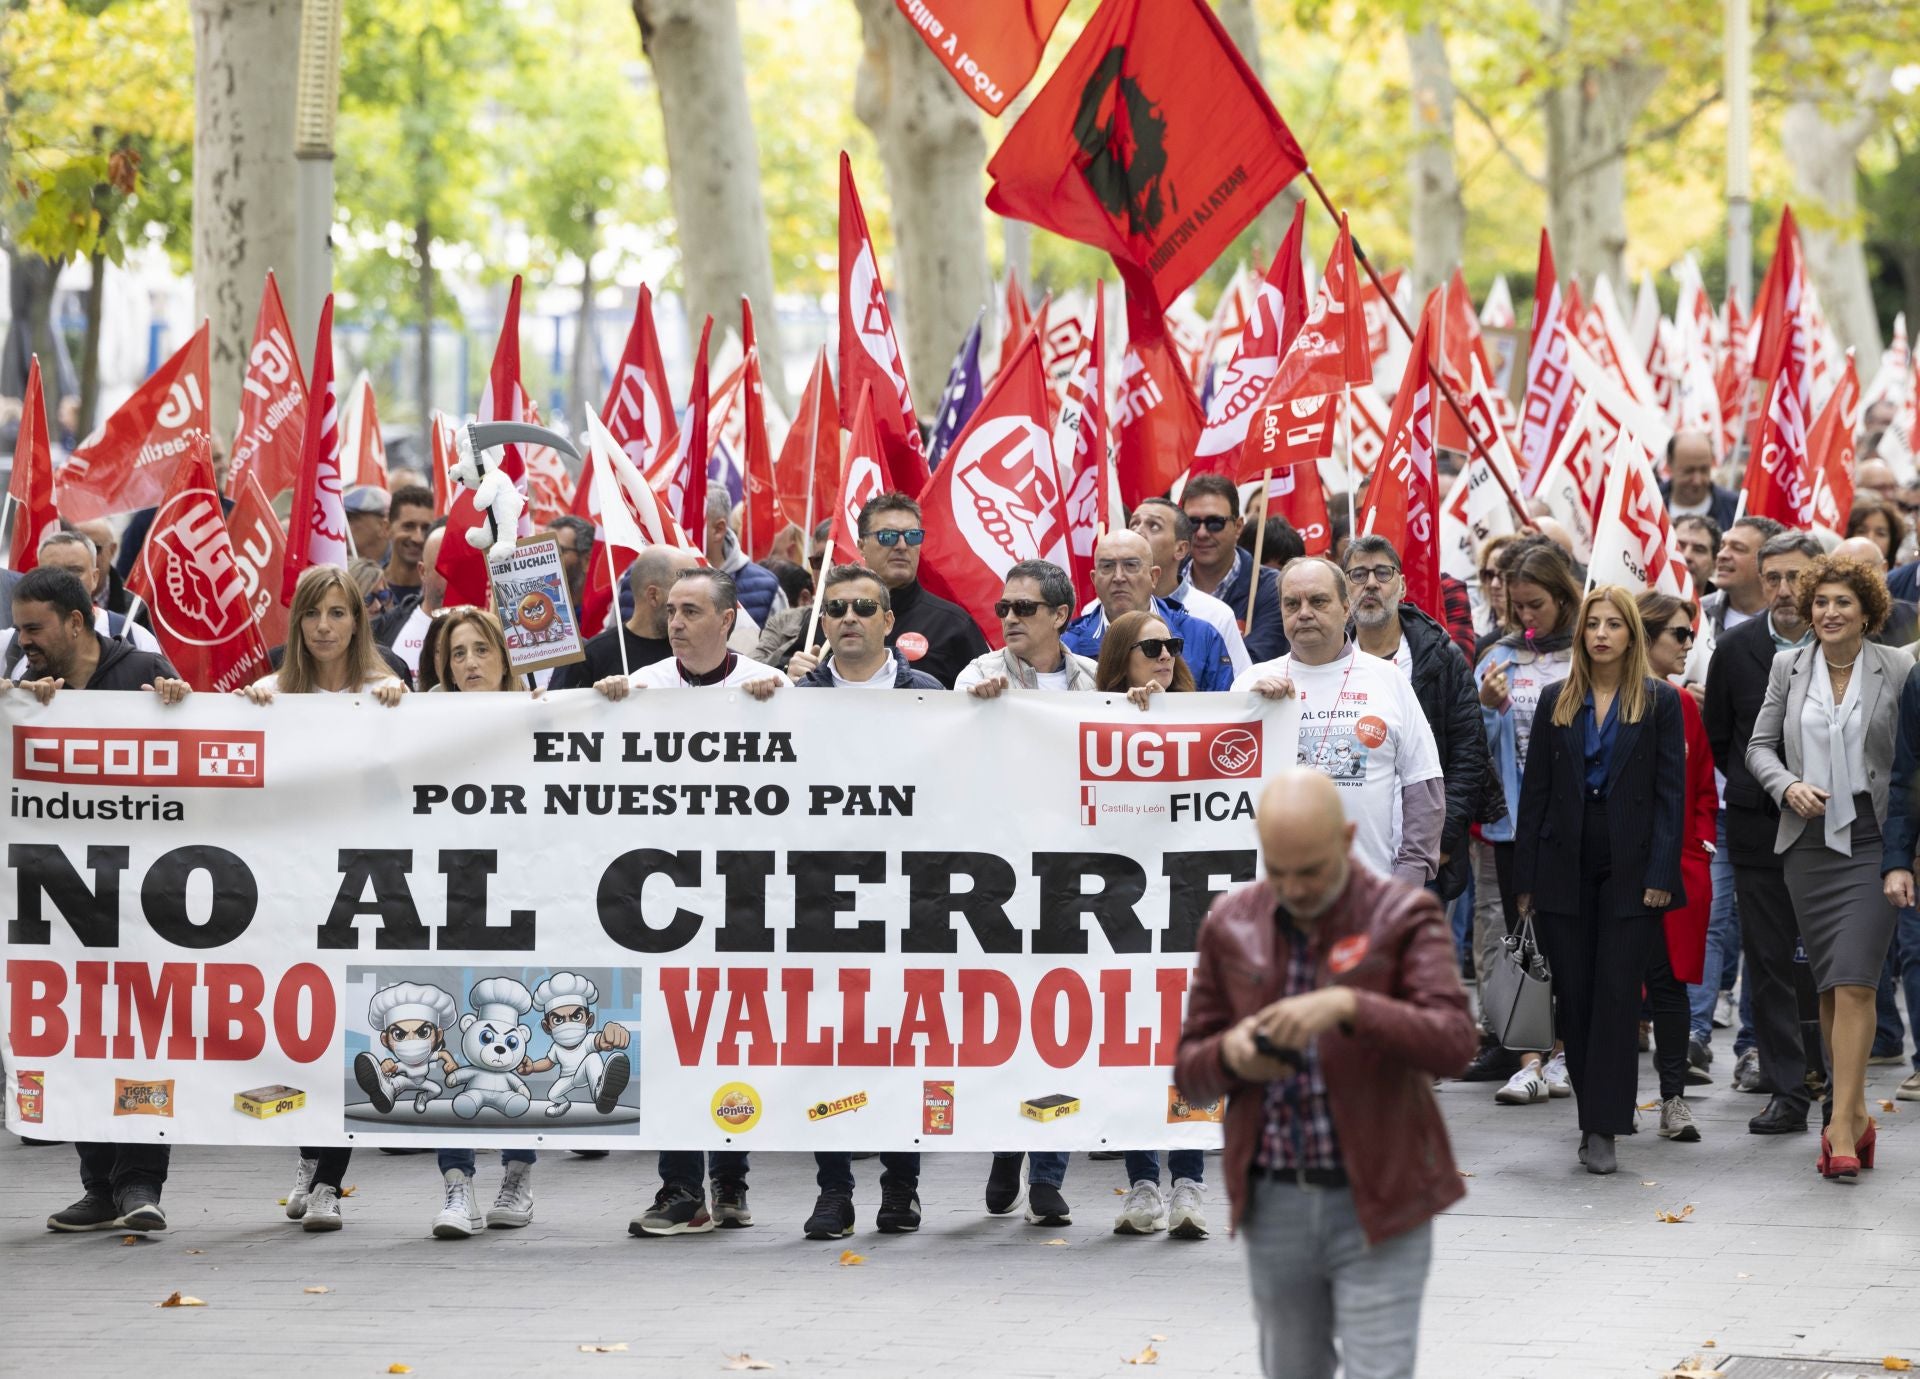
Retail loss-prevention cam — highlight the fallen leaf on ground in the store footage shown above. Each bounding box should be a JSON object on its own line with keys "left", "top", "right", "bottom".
{"left": 578, "top": 1343, "right": 628, "bottom": 1353}
{"left": 1702, "top": 1339, "right": 1717, "bottom": 1348}
{"left": 1659, "top": 1360, "right": 1709, "bottom": 1377}
{"left": 275, "top": 1198, "right": 288, "bottom": 1206}
{"left": 155, "top": 1292, "right": 206, "bottom": 1308}
{"left": 1637, "top": 1100, "right": 1660, "bottom": 1110}
{"left": 1654, "top": 1204, "right": 1696, "bottom": 1224}
{"left": 837, "top": 1250, "right": 864, "bottom": 1266}
{"left": 387, "top": 1367, "right": 412, "bottom": 1375}
{"left": 1458, "top": 1170, "right": 1475, "bottom": 1178}
{"left": 722, "top": 1355, "right": 775, "bottom": 1372}
{"left": 1150, "top": 1334, "right": 1168, "bottom": 1342}
{"left": 340, "top": 1185, "right": 357, "bottom": 1198}
{"left": 1884, "top": 1359, "right": 1912, "bottom": 1372}
{"left": 1881, "top": 1099, "right": 1898, "bottom": 1113}
{"left": 303, "top": 1286, "right": 330, "bottom": 1295}
{"left": 121, "top": 1235, "right": 143, "bottom": 1245}
{"left": 1125, "top": 1344, "right": 1159, "bottom": 1366}
{"left": 1043, "top": 1238, "right": 1069, "bottom": 1246}
{"left": 1112, "top": 1187, "right": 1126, "bottom": 1195}
{"left": 1641, "top": 1181, "right": 1658, "bottom": 1187}
{"left": 183, "top": 1249, "right": 205, "bottom": 1255}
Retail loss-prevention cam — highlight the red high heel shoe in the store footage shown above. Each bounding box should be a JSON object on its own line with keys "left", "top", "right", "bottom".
{"left": 1858, "top": 1119, "right": 1877, "bottom": 1170}
{"left": 1818, "top": 1130, "right": 1861, "bottom": 1180}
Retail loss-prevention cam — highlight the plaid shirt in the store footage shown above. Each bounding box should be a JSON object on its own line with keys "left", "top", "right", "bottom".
{"left": 1255, "top": 912, "right": 1343, "bottom": 1172}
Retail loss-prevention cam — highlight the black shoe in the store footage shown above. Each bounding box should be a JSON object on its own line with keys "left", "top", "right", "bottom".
{"left": 1086, "top": 1150, "right": 1125, "bottom": 1161}
{"left": 630, "top": 1184, "right": 714, "bottom": 1236}
{"left": 1583, "top": 1134, "right": 1617, "bottom": 1175}
{"left": 803, "top": 1189, "right": 856, "bottom": 1240}
{"left": 1748, "top": 1096, "right": 1809, "bottom": 1135}
{"left": 571, "top": 1150, "right": 610, "bottom": 1159}
{"left": 985, "top": 1157, "right": 1024, "bottom": 1215}
{"left": 1459, "top": 1043, "right": 1522, "bottom": 1083}
{"left": 353, "top": 1050, "right": 395, "bottom": 1114}
{"left": 378, "top": 1147, "right": 432, "bottom": 1155}
{"left": 1686, "top": 1038, "right": 1714, "bottom": 1086}
{"left": 47, "top": 1192, "right": 120, "bottom": 1232}
{"left": 595, "top": 1053, "right": 631, "bottom": 1114}
{"left": 117, "top": 1186, "right": 167, "bottom": 1232}
{"left": 876, "top": 1182, "right": 922, "bottom": 1234}
{"left": 711, "top": 1179, "right": 752, "bottom": 1228}
{"left": 1025, "top": 1182, "right": 1071, "bottom": 1226}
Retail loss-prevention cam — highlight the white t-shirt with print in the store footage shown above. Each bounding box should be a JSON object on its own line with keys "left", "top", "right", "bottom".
{"left": 629, "top": 652, "right": 785, "bottom": 690}
{"left": 1501, "top": 649, "right": 1573, "bottom": 776}
{"left": 1236, "top": 646, "right": 1443, "bottom": 877}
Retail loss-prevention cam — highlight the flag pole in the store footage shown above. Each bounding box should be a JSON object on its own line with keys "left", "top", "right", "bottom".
{"left": 606, "top": 536, "right": 630, "bottom": 679}
{"left": 799, "top": 361, "right": 824, "bottom": 584}
{"left": 1342, "top": 385, "right": 1357, "bottom": 534}
{"left": 1299, "top": 167, "right": 1536, "bottom": 532}
{"left": 1247, "top": 469, "right": 1272, "bottom": 629}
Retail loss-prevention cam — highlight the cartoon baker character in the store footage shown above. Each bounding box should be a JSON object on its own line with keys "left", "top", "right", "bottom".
{"left": 447, "top": 977, "right": 535, "bottom": 1120}
{"left": 353, "top": 982, "right": 460, "bottom": 1114}
{"left": 521, "top": 971, "right": 632, "bottom": 1117}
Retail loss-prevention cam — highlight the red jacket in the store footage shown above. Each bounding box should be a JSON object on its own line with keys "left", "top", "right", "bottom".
{"left": 1174, "top": 864, "right": 1479, "bottom": 1244}
{"left": 1664, "top": 689, "right": 1718, "bottom": 983}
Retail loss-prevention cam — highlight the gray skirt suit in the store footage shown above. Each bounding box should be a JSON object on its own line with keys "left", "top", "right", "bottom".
{"left": 1746, "top": 641, "right": 1909, "bottom": 991}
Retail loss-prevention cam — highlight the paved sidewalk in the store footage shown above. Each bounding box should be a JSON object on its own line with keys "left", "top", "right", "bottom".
{"left": 2, "top": 1057, "right": 1914, "bottom": 1378}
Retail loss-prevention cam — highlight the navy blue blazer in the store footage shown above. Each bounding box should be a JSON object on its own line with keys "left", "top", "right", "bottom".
{"left": 1512, "top": 677, "right": 1687, "bottom": 919}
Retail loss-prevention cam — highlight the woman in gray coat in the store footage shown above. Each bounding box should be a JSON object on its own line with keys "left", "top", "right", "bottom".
{"left": 1747, "top": 553, "right": 1909, "bottom": 1181}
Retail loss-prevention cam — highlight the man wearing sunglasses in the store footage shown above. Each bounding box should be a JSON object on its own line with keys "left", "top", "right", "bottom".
{"left": 1126, "top": 498, "right": 1251, "bottom": 676}
{"left": 1345, "top": 535, "right": 1503, "bottom": 903}
{"left": 1063, "top": 530, "right": 1236, "bottom": 689}
{"left": 1181, "top": 474, "right": 1287, "bottom": 662}
{"left": 956, "top": 560, "right": 1099, "bottom": 699}
{"left": 855, "top": 493, "right": 988, "bottom": 688}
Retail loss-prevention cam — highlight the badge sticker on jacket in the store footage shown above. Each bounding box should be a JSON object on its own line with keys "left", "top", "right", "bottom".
{"left": 895, "top": 631, "right": 929, "bottom": 661}
{"left": 1328, "top": 935, "right": 1370, "bottom": 974}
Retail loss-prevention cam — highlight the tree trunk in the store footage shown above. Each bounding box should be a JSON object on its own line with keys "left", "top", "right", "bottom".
{"left": 1217, "top": 0, "right": 1302, "bottom": 265}
{"left": 851, "top": 0, "right": 993, "bottom": 408}
{"left": 414, "top": 215, "right": 435, "bottom": 430}
{"left": 633, "top": 0, "right": 788, "bottom": 409}
{"left": 2, "top": 250, "right": 69, "bottom": 405}
{"left": 80, "top": 248, "right": 106, "bottom": 434}
{"left": 190, "top": 0, "right": 301, "bottom": 446}
{"left": 1539, "top": 0, "right": 1659, "bottom": 293}
{"left": 1781, "top": 65, "right": 1887, "bottom": 364}
{"left": 570, "top": 246, "right": 599, "bottom": 444}
{"left": 1405, "top": 22, "right": 1464, "bottom": 298}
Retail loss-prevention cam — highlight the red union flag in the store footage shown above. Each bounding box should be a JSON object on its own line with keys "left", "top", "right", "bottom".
{"left": 839, "top": 154, "right": 928, "bottom": 497}
{"left": 1115, "top": 290, "right": 1206, "bottom": 506}
{"left": 1742, "top": 244, "right": 1815, "bottom": 530}
{"left": 833, "top": 382, "right": 890, "bottom": 565}
{"left": 894, "top": 0, "right": 1070, "bottom": 115}
{"left": 228, "top": 271, "right": 307, "bottom": 500}
{"left": 7, "top": 356, "right": 57, "bottom": 571}
{"left": 985, "top": 0, "right": 1306, "bottom": 313}
{"left": 1194, "top": 200, "right": 1305, "bottom": 471}
{"left": 915, "top": 329, "right": 1071, "bottom": 646}
{"left": 281, "top": 295, "right": 348, "bottom": 604}
{"left": 576, "top": 284, "right": 679, "bottom": 524}
{"left": 773, "top": 348, "right": 841, "bottom": 541}
{"left": 127, "top": 433, "right": 271, "bottom": 693}
{"left": 1518, "top": 231, "right": 1575, "bottom": 493}
{"left": 59, "top": 321, "right": 210, "bottom": 522}
{"left": 1053, "top": 286, "right": 1111, "bottom": 604}
{"left": 225, "top": 471, "right": 289, "bottom": 649}
{"left": 1359, "top": 308, "right": 1440, "bottom": 620}
{"left": 740, "top": 298, "right": 779, "bottom": 560}
{"left": 1588, "top": 429, "right": 1692, "bottom": 599}
{"left": 1806, "top": 350, "right": 1860, "bottom": 533}
{"left": 1530, "top": 394, "right": 1602, "bottom": 564}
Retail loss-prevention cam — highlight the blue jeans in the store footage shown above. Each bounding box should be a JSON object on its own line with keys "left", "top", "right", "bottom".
{"left": 992, "top": 1151, "right": 1067, "bottom": 1187}
{"left": 1123, "top": 1150, "right": 1205, "bottom": 1185}
{"left": 658, "top": 1151, "right": 749, "bottom": 1192}
{"left": 1242, "top": 1179, "right": 1431, "bottom": 1379}
{"left": 438, "top": 1148, "right": 535, "bottom": 1175}
{"left": 1689, "top": 813, "right": 1742, "bottom": 1044}
{"left": 1876, "top": 946, "right": 1909, "bottom": 1057}
{"left": 1896, "top": 907, "right": 1920, "bottom": 1068}
{"left": 814, "top": 1153, "right": 920, "bottom": 1193}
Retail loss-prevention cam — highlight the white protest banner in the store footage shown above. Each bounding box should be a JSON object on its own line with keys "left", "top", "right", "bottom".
{"left": 1, "top": 690, "right": 1286, "bottom": 1151}
{"left": 487, "top": 534, "right": 585, "bottom": 677}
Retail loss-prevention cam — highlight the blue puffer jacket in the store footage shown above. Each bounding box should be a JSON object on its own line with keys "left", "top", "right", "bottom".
{"left": 719, "top": 534, "right": 786, "bottom": 629}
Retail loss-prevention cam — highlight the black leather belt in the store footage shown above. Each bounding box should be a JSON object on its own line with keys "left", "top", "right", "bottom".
{"left": 1257, "top": 1165, "right": 1349, "bottom": 1188}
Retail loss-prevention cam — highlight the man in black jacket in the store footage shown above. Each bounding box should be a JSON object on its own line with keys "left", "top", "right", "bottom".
{"left": 1, "top": 567, "right": 191, "bottom": 1233}
{"left": 1344, "top": 535, "right": 1504, "bottom": 902}
{"left": 1704, "top": 531, "right": 1823, "bottom": 1134}
{"left": 854, "top": 493, "right": 987, "bottom": 688}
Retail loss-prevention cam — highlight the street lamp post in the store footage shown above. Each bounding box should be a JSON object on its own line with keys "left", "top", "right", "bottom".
{"left": 293, "top": 0, "right": 344, "bottom": 352}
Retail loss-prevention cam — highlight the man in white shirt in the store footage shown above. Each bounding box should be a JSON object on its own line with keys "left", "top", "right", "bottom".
{"left": 1233, "top": 556, "right": 1445, "bottom": 887}
{"left": 1127, "top": 497, "right": 1250, "bottom": 676}
{"left": 594, "top": 567, "right": 783, "bottom": 699}
{"left": 385, "top": 527, "right": 446, "bottom": 677}
{"left": 1683, "top": 515, "right": 1784, "bottom": 695}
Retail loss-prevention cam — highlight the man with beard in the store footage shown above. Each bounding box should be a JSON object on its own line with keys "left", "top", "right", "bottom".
{"left": 381, "top": 486, "right": 436, "bottom": 602}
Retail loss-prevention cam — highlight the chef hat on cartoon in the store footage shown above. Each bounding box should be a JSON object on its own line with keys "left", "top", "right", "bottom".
{"left": 468, "top": 977, "right": 534, "bottom": 1025}
{"left": 368, "top": 982, "right": 458, "bottom": 1032}
{"left": 533, "top": 971, "right": 598, "bottom": 1015}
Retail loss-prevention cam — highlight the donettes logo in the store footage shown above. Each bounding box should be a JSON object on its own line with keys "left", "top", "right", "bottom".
{"left": 806, "top": 1091, "right": 868, "bottom": 1122}
{"left": 13, "top": 728, "right": 264, "bottom": 788}
{"left": 1078, "top": 722, "right": 1261, "bottom": 783}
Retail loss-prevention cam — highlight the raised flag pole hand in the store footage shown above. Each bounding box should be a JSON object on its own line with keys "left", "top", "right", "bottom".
{"left": 786, "top": 649, "right": 823, "bottom": 682}
{"left": 143, "top": 678, "right": 192, "bottom": 705}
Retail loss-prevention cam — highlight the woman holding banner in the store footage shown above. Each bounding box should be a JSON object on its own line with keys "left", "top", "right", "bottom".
{"left": 243, "top": 564, "right": 405, "bottom": 1230}
{"left": 430, "top": 607, "right": 519, "bottom": 694}
{"left": 1094, "top": 608, "right": 1198, "bottom": 709}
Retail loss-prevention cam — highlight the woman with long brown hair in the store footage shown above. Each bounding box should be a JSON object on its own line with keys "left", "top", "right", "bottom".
{"left": 1094, "top": 608, "right": 1197, "bottom": 709}
{"left": 241, "top": 563, "right": 404, "bottom": 1229}
{"left": 1513, "top": 585, "right": 1686, "bottom": 1175}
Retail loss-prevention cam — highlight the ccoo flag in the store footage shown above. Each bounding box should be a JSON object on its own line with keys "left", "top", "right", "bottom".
{"left": 986, "top": 0, "right": 1306, "bottom": 314}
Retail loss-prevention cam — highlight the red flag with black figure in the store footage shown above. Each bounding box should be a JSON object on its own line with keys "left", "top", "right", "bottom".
{"left": 893, "top": 0, "right": 1071, "bottom": 116}
{"left": 986, "top": 0, "right": 1306, "bottom": 315}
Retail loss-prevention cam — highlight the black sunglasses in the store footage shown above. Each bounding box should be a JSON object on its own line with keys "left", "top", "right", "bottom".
{"left": 1189, "top": 515, "right": 1234, "bottom": 533}
{"left": 1663, "top": 625, "right": 1696, "bottom": 643}
{"left": 869, "top": 528, "right": 925, "bottom": 548}
{"left": 1133, "top": 636, "right": 1184, "bottom": 659}
{"left": 823, "top": 598, "right": 883, "bottom": 619}
{"left": 994, "top": 598, "right": 1056, "bottom": 619}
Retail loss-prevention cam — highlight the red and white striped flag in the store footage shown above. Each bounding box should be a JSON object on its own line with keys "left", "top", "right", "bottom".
{"left": 280, "top": 295, "right": 347, "bottom": 603}
{"left": 1359, "top": 304, "right": 1441, "bottom": 621}
{"left": 839, "top": 152, "right": 927, "bottom": 496}
{"left": 1518, "top": 230, "right": 1575, "bottom": 494}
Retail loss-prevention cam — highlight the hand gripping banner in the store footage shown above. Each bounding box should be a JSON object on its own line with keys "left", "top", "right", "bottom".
{"left": 2, "top": 690, "right": 1296, "bottom": 1152}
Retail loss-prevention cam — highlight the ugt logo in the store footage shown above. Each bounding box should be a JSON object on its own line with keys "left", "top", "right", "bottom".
{"left": 1073, "top": 47, "right": 1170, "bottom": 237}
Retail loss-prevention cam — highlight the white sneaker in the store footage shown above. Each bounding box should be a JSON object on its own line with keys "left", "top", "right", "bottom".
{"left": 432, "top": 1169, "right": 485, "bottom": 1239}
{"left": 1658, "top": 1096, "right": 1700, "bottom": 1142}
{"left": 486, "top": 1160, "right": 534, "bottom": 1229}
{"left": 1541, "top": 1052, "right": 1572, "bottom": 1099}
{"left": 1712, "top": 991, "right": 1734, "bottom": 1029}
{"left": 1495, "top": 1064, "right": 1548, "bottom": 1105}
{"left": 286, "top": 1155, "right": 318, "bottom": 1220}
{"left": 1113, "top": 1180, "right": 1168, "bottom": 1235}
{"left": 302, "top": 1181, "right": 343, "bottom": 1231}
{"left": 1167, "top": 1178, "right": 1209, "bottom": 1240}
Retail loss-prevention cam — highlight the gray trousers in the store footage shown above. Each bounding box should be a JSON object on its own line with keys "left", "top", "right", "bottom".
{"left": 1242, "top": 1177, "right": 1433, "bottom": 1379}
{"left": 1470, "top": 840, "right": 1508, "bottom": 1036}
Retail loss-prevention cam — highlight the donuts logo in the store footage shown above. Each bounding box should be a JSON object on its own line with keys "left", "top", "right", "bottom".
{"left": 710, "top": 1082, "right": 763, "bottom": 1134}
